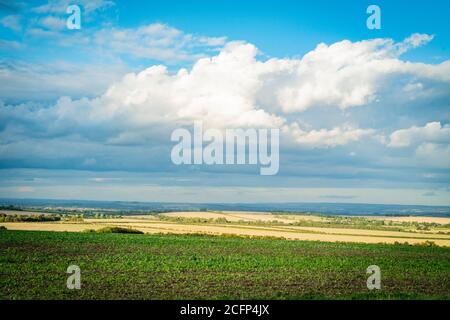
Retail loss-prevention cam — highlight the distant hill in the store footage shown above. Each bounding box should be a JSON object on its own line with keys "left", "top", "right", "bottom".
{"left": 1, "top": 198, "right": 449, "bottom": 217}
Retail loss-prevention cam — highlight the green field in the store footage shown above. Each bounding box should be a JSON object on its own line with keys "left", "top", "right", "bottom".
{"left": 1, "top": 229, "right": 449, "bottom": 299}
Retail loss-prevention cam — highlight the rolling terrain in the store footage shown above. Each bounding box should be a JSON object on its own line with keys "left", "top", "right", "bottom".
{"left": 1, "top": 210, "right": 449, "bottom": 246}
{"left": 1, "top": 230, "right": 449, "bottom": 299}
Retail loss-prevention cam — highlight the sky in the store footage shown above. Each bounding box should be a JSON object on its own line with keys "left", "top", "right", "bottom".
{"left": 0, "top": 0, "right": 450, "bottom": 205}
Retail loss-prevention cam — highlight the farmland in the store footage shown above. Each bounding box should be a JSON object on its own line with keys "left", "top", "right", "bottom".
{"left": 1, "top": 209, "right": 449, "bottom": 300}
{"left": 1, "top": 229, "right": 449, "bottom": 299}
{"left": 1, "top": 210, "right": 450, "bottom": 246}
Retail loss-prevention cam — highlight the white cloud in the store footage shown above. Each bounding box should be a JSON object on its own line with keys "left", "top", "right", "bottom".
{"left": 0, "top": 39, "right": 22, "bottom": 50}
{"left": 387, "top": 122, "right": 450, "bottom": 169}
{"left": 272, "top": 35, "right": 450, "bottom": 112}
{"left": 93, "top": 23, "right": 227, "bottom": 62}
{"left": 17, "top": 186, "right": 35, "bottom": 193}
{"left": 26, "top": 27, "right": 60, "bottom": 38}
{"left": 39, "top": 16, "right": 66, "bottom": 31}
{"left": 284, "top": 123, "right": 374, "bottom": 147}
{"left": 82, "top": 41, "right": 285, "bottom": 130}
{"left": 22, "top": 21, "right": 227, "bottom": 64}
{"left": 0, "top": 61, "right": 130, "bottom": 101}
{"left": 401, "top": 33, "right": 434, "bottom": 50}
{"left": 389, "top": 122, "right": 450, "bottom": 148}
{"left": 89, "top": 177, "right": 121, "bottom": 182}
{"left": 32, "top": 0, "right": 114, "bottom": 15}
{"left": 88, "top": 36, "right": 448, "bottom": 135}
{"left": 415, "top": 143, "right": 450, "bottom": 169}
{"left": 0, "top": 15, "right": 22, "bottom": 32}
{"left": 1, "top": 34, "right": 450, "bottom": 152}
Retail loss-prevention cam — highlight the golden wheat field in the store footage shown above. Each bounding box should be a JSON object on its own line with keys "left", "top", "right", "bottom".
{"left": 1, "top": 210, "right": 449, "bottom": 246}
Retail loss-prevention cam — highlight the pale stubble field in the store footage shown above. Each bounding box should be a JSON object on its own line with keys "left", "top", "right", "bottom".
{"left": 1, "top": 210, "right": 449, "bottom": 246}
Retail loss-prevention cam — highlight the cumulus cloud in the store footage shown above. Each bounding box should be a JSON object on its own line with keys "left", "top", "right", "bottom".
{"left": 88, "top": 36, "right": 449, "bottom": 137}
{"left": 273, "top": 35, "right": 449, "bottom": 112}
{"left": 283, "top": 122, "right": 374, "bottom": 147}
{"left": 2, "top": 35, "right": 450, "bottom": 150}
{"left": 388, "top": 122, "right": 450, "bottom": 148}
{"left": 387, "top": 122, "right": 450, "bottom": 169}
{"left": 1, "top": 33, "right": 450, "bottom": 177}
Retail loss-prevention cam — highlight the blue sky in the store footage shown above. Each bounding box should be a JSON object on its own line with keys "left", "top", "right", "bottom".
{"left": 113, "top": 0, "right": 450, "bottom": 61}
{"left": 0, "top": 0, "right": 450, "bottom": 205}
{"left": 2, "top": 0, "right": 450, "bottom": 64}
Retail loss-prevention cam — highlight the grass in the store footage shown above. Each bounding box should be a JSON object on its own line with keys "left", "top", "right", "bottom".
{"left": 0, "top": 229, "right": 449, "bottom": 300}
